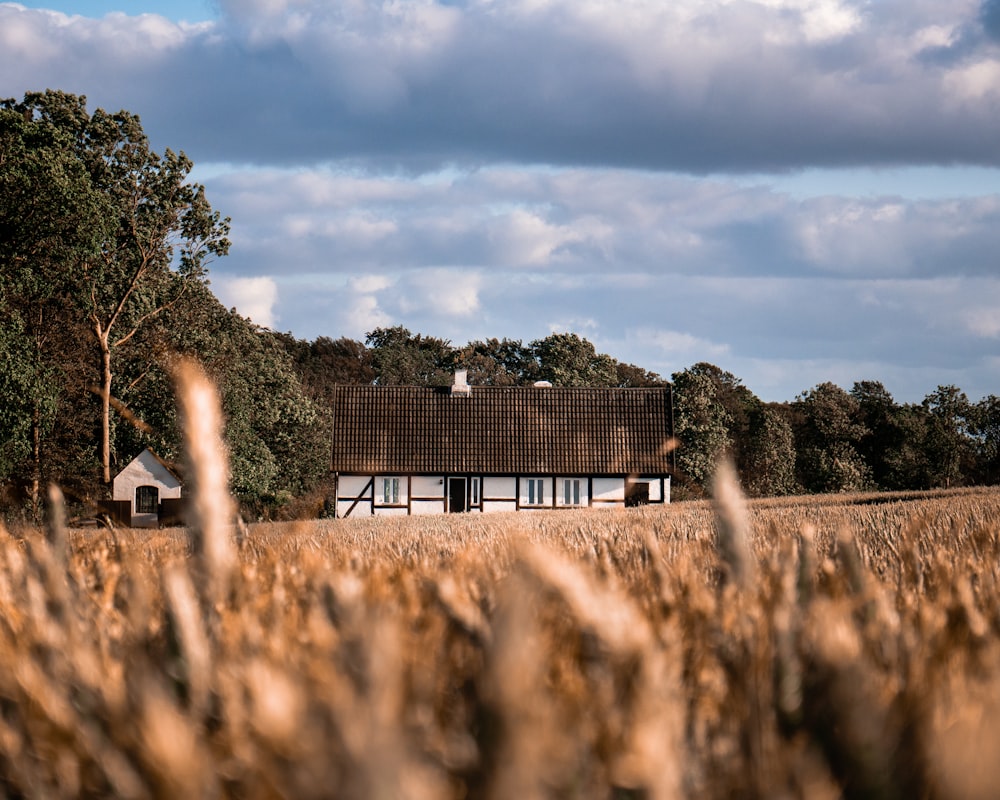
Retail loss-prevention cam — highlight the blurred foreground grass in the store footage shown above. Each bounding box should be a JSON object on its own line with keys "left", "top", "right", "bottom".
{"left": 2, "top": 485, "right": 999, "bottom": 798}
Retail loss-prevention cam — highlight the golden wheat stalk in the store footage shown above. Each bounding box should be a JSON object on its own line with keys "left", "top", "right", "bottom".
{"left": 45, "top": 483, "right": 67, "bottom": 571}
{"left": 712, "top": 458, "right": 754, "bottom": 589}
{"left": 162, "top": 564, "right": 212, "bottom": 718}
{"left": 174, "top": 358, "right": 236, "bottom": 605}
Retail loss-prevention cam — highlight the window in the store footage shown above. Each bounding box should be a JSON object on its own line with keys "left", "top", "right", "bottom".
{"left": 382, "top": 477, "right": 400, "bottom": 504}
{"left": 526, "top": 478, "right": 545, "bottom": 505}
{"left": 470, "top": 477, "right": 480, "bottom": 506}
{"left": 563, "top": 479, "right": 581, "bottom": 506}
{"left": 135, "top": 485, "right": 159, "bottom": 514}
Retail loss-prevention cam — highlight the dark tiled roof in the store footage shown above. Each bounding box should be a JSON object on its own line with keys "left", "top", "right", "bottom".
{"left": 331, "top": 385, "right": 673, "bottom": 475}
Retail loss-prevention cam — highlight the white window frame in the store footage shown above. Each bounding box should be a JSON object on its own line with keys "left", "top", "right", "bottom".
{"left": 470, "top": 477, "right": 480, "bottom": 506}
{"left": 382, "top": 477, "right": 400, "bottom": 504}
{"left": 563, "top": 479, "right": 581, "bottom": 506}
{"left": 526, "top": 478, "right": 545, "bottom": 506}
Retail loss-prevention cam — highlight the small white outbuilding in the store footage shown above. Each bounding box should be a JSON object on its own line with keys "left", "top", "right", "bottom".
{"left": 111, "top": 448, "right": 183, "bottom": 528}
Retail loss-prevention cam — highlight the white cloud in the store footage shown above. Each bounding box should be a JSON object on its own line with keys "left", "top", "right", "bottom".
{"left": 548, "top": 317, "right": 599, "bottom": 335}
{"left": 640, "top": 328, "right": 731, "bottom": 359}
{"left": 945, "top": 59, "right": 1000, "bottom": 104}
{"left": 491, "top": 209, "right": 585, "bottom": 266}
{"left": 349, "top": 274, "right": 394, "bottom": 294}
{"left": 966, "top": 309, "right": 1000, "bottom": 338}
{"left": 395, "top": 268, "right": 481, "bottom": 317}
{"left": 343, "top": 293, "right": 391, "bottom": 336}
{"left": 215, "top": 275, "right": 279, "bottom": 328}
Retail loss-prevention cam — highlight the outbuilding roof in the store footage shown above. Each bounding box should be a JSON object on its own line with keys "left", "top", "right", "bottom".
{"left": 330, "top": 384, "right": 674, "bottom": 475}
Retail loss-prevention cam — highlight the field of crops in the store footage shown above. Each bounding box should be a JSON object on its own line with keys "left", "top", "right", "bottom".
{"left": 0, "top": 475, "right": 997, "bottom": 799}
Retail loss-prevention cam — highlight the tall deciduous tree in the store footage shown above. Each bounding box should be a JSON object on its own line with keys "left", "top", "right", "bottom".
{"left": 793, "top": 382, "right": 871, "bottom": 493}
{"left": 921, "top": 385, "right": 977, "bottom": 488}
{"left": 0, "top": 91, "right": 109, "bottom": 513}
{"left": 455, "top": 338, "right": 537, "bottom": 385}
{"left": 3, "top": 91, "right": 230, "bottom": 486}
{"left": 530, "top": 333, "right": 617, "bottom": 386}
{"left": 973, "top": 395, "right": 1000, "bottom": 486}
{"left": 366, "top": 326, "right": 455, "bottom": 386}
{"left": 850, "top": 380, "right": 933, "bottom": 490}
{"left": 742, "top": 404, "right": 799, "bottom": 497}
{"left": 671, "top": 366, "right": 734, "bottom": 492}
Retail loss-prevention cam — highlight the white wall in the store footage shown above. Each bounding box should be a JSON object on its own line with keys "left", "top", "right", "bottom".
{"left": 591, "top": 478, "right": 625, "bottom": 502}
{"left": 482, "top": 500, "right": 518, "bottom": 513}
{"left": 375, "top": 507, "right": 409, "bottom": 517}
{"left": 411, "top": 499, "right": 447, "bottom": 515}
{"left": 483, "top": 477, "right": 516, "bottom": 499}
{"left": 337, "top": 498, "right": 371, "bottom": 517}
{"left": 411, "top": 476, "right": 444, "bottom": 498}
{"left": 339, "top": 475, "right": 372, "bottom": 500}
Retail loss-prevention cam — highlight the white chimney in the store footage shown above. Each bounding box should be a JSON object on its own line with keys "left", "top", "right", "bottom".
{"left": 451, "top": 369, "right": 471, "bottom": 396}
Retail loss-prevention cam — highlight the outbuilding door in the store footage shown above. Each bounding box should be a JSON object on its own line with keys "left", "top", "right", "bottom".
{"left": 625, "top": 481, "right": 650, "bottom": 507}
{"left": 448, "top": 478, "right": 467, "bottom": 513}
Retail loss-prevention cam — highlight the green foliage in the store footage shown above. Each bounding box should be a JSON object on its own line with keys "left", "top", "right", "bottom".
{"left": 973, "top": 395, "right": 1000, "bottom": 485}
{"left": 366, "top": 326, "right": 455, "bottom": 386}
{"left": 115, "top": 283, "right": 329, "bottom": 515}
{"left": 2, "top": 90, "right": 231, "bottom": 486}
{"left": 0, "top": 90, "right": 327, "bottom": 517}
{"left": 530, "top": 332, "right": 618, "bottom": 386}
{"left": 742, "top": 405, "right": 799, "bottom": 497}
{"left": 455, "top": 338, "right": 537, "bottom": 385}
{"left": 0, "top": 318, "right": 40, "bottom": 481}
{"left": 272, "top": 334, "right": 376, "bottom": 398}
{"left": 614, "top": 361, "right": 668, "bottom": 387}
{"left": 921, "top": 385, "right": 977, "bottom": 489}
{"left": 0, "top": 93, "right": 112, "bottom": 514}
{"left": 793, "top": 383, "right": 871, "bottom": 493}
{"left": 671, "top": 367, "right": 734, "bottom": 491}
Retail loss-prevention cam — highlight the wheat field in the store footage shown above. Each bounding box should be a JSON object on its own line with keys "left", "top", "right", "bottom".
{"left": 2, "top": 364, "right": 999, "bottom": 798}
{"left": 0, "top": 483, "right": 996, "bottom": 798}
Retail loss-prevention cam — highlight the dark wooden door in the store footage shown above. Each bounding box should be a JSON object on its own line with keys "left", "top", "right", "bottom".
{"left": 448, "top": 478, "right": 467, "bottom": 513}
{"left": 625, "top": 481, "right": 650, "bottom": 507}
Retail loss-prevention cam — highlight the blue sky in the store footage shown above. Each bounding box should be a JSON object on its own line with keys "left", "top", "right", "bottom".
{"left": 16, "top": 1, "right": 214, "bottom": 21}
{"left": 3, "top": 0, "right": 1000, "bottom": 404}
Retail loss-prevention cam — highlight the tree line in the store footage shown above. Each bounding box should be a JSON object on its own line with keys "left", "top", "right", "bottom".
{"left": 2, "top": 90, "right": 997, "bottom": 521}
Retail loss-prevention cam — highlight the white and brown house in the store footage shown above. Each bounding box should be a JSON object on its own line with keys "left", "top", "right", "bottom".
{"left": 109, "top": 448, "right": 185, "bottom": 528}
{"left": 330, "top": 371, "right": 674, "bottom": 517}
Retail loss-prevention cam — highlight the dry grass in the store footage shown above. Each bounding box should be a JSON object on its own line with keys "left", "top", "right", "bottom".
{"left": 0, "top": 486, "right": 995, "bottom": 798}
{"left": 3, "top": 372, "right": 1000, "bottom": 797}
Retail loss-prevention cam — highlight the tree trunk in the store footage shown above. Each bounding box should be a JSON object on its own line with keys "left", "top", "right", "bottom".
{"left": 99, "top": 332, "right": 112, "bottom": 486}
{"left": 31, "top": 400, "right": 41, "bottom": 523}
